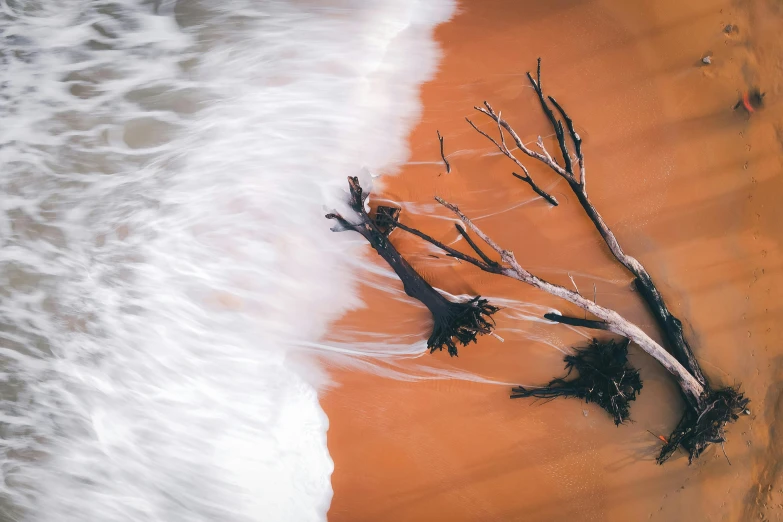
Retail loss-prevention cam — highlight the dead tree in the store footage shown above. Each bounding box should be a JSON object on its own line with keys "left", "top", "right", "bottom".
{"left": 326, "top": 177, "right": 498, "bottom": 357}
{"left": 373, "top": 59, "right": 747, "bottom": 463}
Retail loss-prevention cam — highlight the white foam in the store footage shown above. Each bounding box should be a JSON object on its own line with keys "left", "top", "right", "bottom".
{"left": 0, "top": 1, "right": 454, "bottom": 520}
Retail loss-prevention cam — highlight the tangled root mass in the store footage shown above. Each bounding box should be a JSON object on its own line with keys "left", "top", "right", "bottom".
{"left": 657, "top": 386, "right": 750, "bottom": 464}
{"left": 511, "top": 338, "right": 643, "bottom": 425}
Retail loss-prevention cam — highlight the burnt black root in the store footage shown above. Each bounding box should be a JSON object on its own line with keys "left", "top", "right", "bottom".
{"left": 657, "top": 386, "right": 750, "bottom": 464}
{"left": 510, "top": 338, "right": 643, "bottom": 426}
{"left": 428, "top": 296, "right": 499, "bottom": 357}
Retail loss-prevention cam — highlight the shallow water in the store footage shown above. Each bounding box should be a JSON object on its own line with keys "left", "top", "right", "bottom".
{"left": 0, "top": 1, "right": 454, "bottom": 520}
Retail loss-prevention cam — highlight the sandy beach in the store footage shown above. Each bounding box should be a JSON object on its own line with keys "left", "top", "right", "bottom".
{"left": 323, "top": 0, "right": 783, "bottom": 520}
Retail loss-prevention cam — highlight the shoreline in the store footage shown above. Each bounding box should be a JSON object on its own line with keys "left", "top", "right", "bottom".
{"left": 323, "top": 0, "right": 783, "bottom": 520}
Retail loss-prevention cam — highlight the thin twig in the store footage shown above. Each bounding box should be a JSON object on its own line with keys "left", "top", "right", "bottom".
{"left": 466, "top": 117, "right": 503, "bottom": 152}
{"left": 511, "top": 170, "right": 559, "bottom": 206}
{"left": 721, "top": 442, "right": 732, "bottom": 465}
{"left": 569, "top": 273, "right": 580, "bottom": 295}
{"left": 548, "top": 95, "right": 584, "bottom": 185}
{"left": 437, "top": 130, "right": 451, "bottom": 174}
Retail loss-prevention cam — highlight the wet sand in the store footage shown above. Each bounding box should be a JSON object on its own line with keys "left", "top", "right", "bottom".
{"left": 323, "top": 0, "right": 783, "bottom": 520}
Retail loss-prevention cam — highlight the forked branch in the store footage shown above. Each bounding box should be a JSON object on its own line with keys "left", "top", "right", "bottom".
{"left": 467, "top": 105, "right": 559, "bottom": 206}
{"left": 512, "top": 169, "right": 558, "bottom": 206}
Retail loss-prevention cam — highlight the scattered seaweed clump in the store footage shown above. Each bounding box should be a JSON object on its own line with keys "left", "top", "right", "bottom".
{"left": 510, "top": 338, "right": 643, "bottom": 425}
{"left": 657, "top": 386, "right": 750, "bottom": 464}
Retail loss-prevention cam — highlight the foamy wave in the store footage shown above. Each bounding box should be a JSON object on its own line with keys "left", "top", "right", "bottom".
{"left": 0, "top": 1, "right": 454, "bottom": 520}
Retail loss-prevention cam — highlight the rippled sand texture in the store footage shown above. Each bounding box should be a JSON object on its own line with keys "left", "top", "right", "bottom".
{"left": 324, "top": 0, "right": 783, "bottom": 520}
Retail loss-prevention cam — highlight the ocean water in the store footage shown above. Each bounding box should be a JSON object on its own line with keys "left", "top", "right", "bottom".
{"left": 0, "top": 1, "right": 454, "bottom": 521}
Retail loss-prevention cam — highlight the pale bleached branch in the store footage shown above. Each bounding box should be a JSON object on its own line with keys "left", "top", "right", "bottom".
{"left": 466, "top": 113, "right": 559, "bottom": 206}
{"left": 474, "top": 102, "right": 571, "bottom": 180}
{"left": 433, "top": 195, "right": 706, "bottom": 407}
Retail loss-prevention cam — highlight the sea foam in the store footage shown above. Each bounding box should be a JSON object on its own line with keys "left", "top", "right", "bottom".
{"left": 0, "top": 1, "right": 454, "bottom": 520}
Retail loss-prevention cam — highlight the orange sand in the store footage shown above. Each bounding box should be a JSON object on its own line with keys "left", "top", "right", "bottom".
{"left": 322, "top": 0, "right": 783, "bottom": 520}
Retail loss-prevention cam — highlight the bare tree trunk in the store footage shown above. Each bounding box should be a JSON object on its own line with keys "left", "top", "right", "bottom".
{"left": 326, "top": 177, "right": 498, "bottom": 356}
{"left": 567, "top": 179, "right": 707, "bottom": 387}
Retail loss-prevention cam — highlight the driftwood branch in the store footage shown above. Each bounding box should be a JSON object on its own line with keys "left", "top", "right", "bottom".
{"left": 326, "top": 177, "right": 498, "bottom": 357}
{"left": 472, "top": 102, "right": 570, "bottom": 179}
{"left": 380, "top": 218, "right": 498, "bottom": 274}
{"left": 454, "top": 224, "right": 500, "bottom": 269}
{"left": 526, "top": 62, "right": 706, "bottom": 388}
{"left": 437, "top": 130, "right": 451, "bottom": 174}
{"left": 528, "top": 63, "right": 707, "bottom": 386}
{"left": 543, "top": 312, "right": 610, "bottom": 331}
{"left": 512, "top": 169, "right": 558, "bottom": 206}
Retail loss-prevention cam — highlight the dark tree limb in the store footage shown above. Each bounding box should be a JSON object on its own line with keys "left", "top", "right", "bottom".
{"left": 512, "top": 168, "right": 558, "bottom": 206}
{"left": 327, "top": 177, "right": 499, "bottom": 356}
{"left": 544, "top": 312, "right": 610, "bottom": 331}
{"left": 526, "top": 57, "right": 572, "bottom": 175}
{"left": 437, "top": 130, "right": 451, "bottom": 174}
{"left": 455, "top": 224, "right": 500, "bottom": 268}
{"left": 376, "top": 216, "right": 499, "bottom": 274}
{"left": 548, "top": 95, "right": 584, "bottom": 185}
